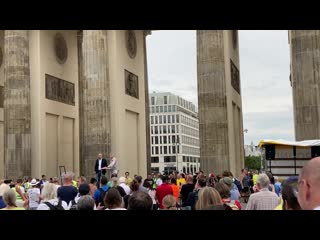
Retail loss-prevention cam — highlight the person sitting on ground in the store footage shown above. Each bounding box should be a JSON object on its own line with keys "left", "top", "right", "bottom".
{"left": 37, "top": 183, "right": 68, "bottom": 210}
{"left": 1, "top": 189, "right": 25, "bottom": 210}
{"left": 297, "top": 157, "right": 320, "bottom": 210}
{"left": 195, "top": 186, "right": 222, "bottom": 210}
{"left": 77, "top": 195, "right": 95, "bottom": 210}
{"left": 162, "top": 194, "right": 177, "bottom": 210}
{"left": 104, "top": 188, "right": 126, "bottom": 210}
{"left": 127, "top": 191, "right": 153, "bottom": 210}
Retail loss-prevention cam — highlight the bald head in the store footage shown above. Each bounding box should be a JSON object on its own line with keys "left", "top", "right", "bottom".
{"left": 300, "top": 157, "right": 320, "bottom": 185}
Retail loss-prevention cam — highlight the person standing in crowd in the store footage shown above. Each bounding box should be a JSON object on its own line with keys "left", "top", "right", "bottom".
{"left": 297, "top": 157, "right": 320, "bottom": 210}
{"left": 155, "top": 175, "right": 173, "bottom": 209}
{"left": 77, "top": 195, "right": 95, "bottom": 210}
{"left": 143, "top": 181, "right": 157, "bottom": 210}
{"left": 156, "top": 173, "right": 163, "bottom": 187}
{"left": 94, "top": 153, "right": 107, "bottom": 188}
{"left": 77, "top": 176, "right": 87, "bottom": 188}
{"left": 12, "top": 179, "right": 28, "bottom": 208}
{"left": 57, "top": 172, "right": 78, "bottom": 205}
{"left": 170, "top": 178, "right": 180, "bottom": 202}
{"left": 119, "top": 177, "right": 131, "bottom": 195}
{"left": 195, "top": 186, "right": 222, "bottom": 210}
{"left": 89, "top": 178, "right": 98, "bottom": 197}
{"left": 220, "top": 177, "right": 240, "bottom": 202}
{"left": 215, "top": 182, "right": 241, "bottom": 210}
{"left": 39, "top": 175, "right": 48, "bottom": 190}
{"left": 185, "top": 175, "right": 207, "bottom": 210}
{"left": 52, "top": 177, "right": 61, "bottom": 189}
{"left": 180, "top": 174, "right": 195, "bottom": 207}
{"left": 125, "top": 172, "right": 133, "bottom": 186}
{"left": 127, "top": 191, "right": 153, "bottom": 210}
{"left": 0, "top": 183, "right": 10, "bottom": 209}
{"left": 104, "top": 188, "right": 126, "bottom": 210}
{"left": 274, "top": 176, "right": 282, "bottom": 197}
{"left": 246, "top": 173, "right": 279, "bottom": 210}
{"left": 134, "top": 176, "right": 148, "bottom": 193}
{"left": 105, "top": 153, "right": 118, "bottom": 175}
{"left": 1, "top": 189, "right": 25, "bottom": 210}
{"left": 162, "top": 195, "right": 177, "bottom": 210}
{"left": 281, "top": 176, "right": 301, "bottom": 210}
{"left": 37, "top": 183, "right": 68, "bottom": 210}
{"left": 28, "top": 179, "right": 40, "bottom": 210}
{"left": 93, "top": 176, "right": 109, "bottom": 208}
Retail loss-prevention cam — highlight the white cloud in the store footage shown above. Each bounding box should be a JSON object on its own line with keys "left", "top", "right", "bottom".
{"left": 147, "top": 30, "right": 294, "bottom": 145}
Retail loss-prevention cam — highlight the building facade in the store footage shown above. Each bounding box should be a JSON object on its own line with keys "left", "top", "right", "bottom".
{"left": 244, "top": 142, "right": 261, "bottom": 157}
{"left": 149, "top": 92, "right": 200, "bottom": 174}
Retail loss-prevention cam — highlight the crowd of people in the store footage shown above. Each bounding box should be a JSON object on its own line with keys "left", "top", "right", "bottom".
{"left": 1, "top": 155, "right": 320, "bottom": 210}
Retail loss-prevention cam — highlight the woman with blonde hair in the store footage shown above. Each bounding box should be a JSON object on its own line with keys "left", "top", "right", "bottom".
{"left": 195, "top": 186, "right": 222, "bottom": 210}
{"left": 162, "top": 194, "right": 177, "bottom": 210}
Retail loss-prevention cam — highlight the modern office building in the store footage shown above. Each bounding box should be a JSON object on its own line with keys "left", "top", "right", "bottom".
{"left": 149, "top": 92, "right": 200, "bottom": 174}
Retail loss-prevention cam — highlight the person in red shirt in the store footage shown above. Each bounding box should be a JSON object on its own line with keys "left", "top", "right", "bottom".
{"left": 156, "top": 175, "right": 173, "bottom": 209}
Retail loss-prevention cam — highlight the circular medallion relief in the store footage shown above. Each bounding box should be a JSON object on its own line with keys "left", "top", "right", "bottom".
{"left": 0, "top": 46, "right": 3, "bottom": 68}
{"left": 54, "top": 33, "right": 68, "bottom": 64}
{"left": 232, "top": 30, "right": 238, "bottom": 49}
{"left": 126, "top": 30, "right": 137, "bottom": 59}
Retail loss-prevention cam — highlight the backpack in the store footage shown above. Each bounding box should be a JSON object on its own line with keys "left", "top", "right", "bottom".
{"left": 43, "top": 200, "right": 65, "bottom": 210}
{"left": 233, "top": 178, "right": 242, "bottom": 192}
{"left": 69, "top": 199, "right": 78, "bottom": 210}
{"left": 96, "top": 188, "right": 108, "bottom": 206}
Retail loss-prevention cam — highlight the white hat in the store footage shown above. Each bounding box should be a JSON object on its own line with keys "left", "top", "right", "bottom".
{"left": 30, "top": 179, "right": 39, "bottom": 186}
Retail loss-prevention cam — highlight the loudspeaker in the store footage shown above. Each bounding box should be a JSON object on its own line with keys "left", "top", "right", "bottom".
{"left": 311, "top": 146, "right": 320, "bottom": 158}
{"left": 265, "top": 145, "right": 275, "bottom": 160}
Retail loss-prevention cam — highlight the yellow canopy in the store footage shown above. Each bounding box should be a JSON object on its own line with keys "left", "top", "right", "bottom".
{"left": 258, "top": 139, "right": 320, "bottom": 148}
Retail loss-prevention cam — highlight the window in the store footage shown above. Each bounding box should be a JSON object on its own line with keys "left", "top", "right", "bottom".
{"left": 164, "top": 156, "right": 176, "bottom": 163}
{"left": 168, "top": 105, "right": 171, "bottom": 112}
{"left": 152, "top": 107, "right": 155, "bottom": 113}
{"left": 163, "top": 136, "right": 167, "bottom": 144}
{"left": 172, "top": 146, "right": 176, "bottom": 154}
{"left": 168, "top": 136, "right": 171, "bottom": 144}
{"left": 176, "top": 115, "right": 179, "bottom": 123}
{"left": 152, "top": 147, "right": 154, "bottom": 155}
{"left": 151, "top": 157, "right": 159, "bottom": 163}
{"left": 151, "top": 97, "right": 155, "bottom": 105}
{"left": 156, "top": 106, "right": 159, "bottom": 113}
{"left": 160, "top": 106, "right": 163, "bottom": 113}
{"left": 155, "top": 126, "right": 158, "bottom": 134}
{"left": 155, "top": 136, "right": 159, "bottom": 144}
{"left": 164, "top": 106, "right": 167, "bottom": 112}
{"left": 164, "top": 96, "right": 167, "bottom": 104}
{"left": 183, "top": 167, "right": 186, "bottom": 173}
{"left": 151, "top": 137, "right": 154, "bottom": 145}
{"left": 151, "top": 116, "right": 154, "bottom": 124}
{"left": 171, "top": 125, "right": 175, "bottom": 133}
{"left": 164, "top": 146, "right": 167, "bottom": 154}
{"left": 172, "top": 135, "right": 176, "bottom": 143}
{"left": 159, "top": 116, "right": 162, "bottom": 124}
{"left": 155, "top": 147, "right": 159, "bottom": 155}
{"left": 155, "top": 116, "right": 158, "bottom": 124}
{"left": 172, "top": 105, "right": 176, "bottom": 112}
{"left": 160, "top": 136, "right": 162, "bottom": 144}
{"left": 160, "top": 147, "right": 162, "bottom": 154}
{"left": 172, "top": 115, "right": 175, "bottom": 123}
{"left": 177, "top": 145, "right": 179, "bottom": 154}
{"left": 151, "top": 126, "right": 154, "bottom": 134}
{"left": 151, "top": 167, "right": 159, "bottom": 173}
{"left": 163, "top": 125, "right": 167, "bottom": 134}
{"left": 168, "top": 115, "right": 171, "bottom": 123}
{"left": 176, "top": 125, "right": 179, "bottom": 133}
{"left": 159, "top": 126, "right": 162, "bottom": 134}
{"left": 177, "top": 135, "right": 180, "bottom": 144}
{"left": 163, "top": 115, "right": 167, "bottom": 123}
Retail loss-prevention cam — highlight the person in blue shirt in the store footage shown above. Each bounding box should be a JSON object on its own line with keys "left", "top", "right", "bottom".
{"left": 93, "top": 176, "right": 109, "bottom": 208}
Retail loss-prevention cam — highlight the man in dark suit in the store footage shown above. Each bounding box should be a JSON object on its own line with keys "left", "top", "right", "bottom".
{"left": 94, "top": 153, "right": 107, "bottom": 188}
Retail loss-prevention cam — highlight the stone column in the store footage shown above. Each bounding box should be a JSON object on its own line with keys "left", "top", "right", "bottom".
{"left": 143, "top": 31, "right": 151, "bottom": 174}
{"left": 197, "top": 30, "right": 230, "bottom": 174}
{"left": 290, "top": 30, "right": 320, "bottom": 140}
{"left": 80, "top": 30, "right": 111, "bottom": 178}
{"left": 4, "top": 30, "right": 31, "bottom": 178}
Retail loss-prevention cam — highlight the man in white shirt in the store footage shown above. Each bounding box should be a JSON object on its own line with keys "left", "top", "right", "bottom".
{"left": 298, "top": 156, "right": 320, "bottom": 210}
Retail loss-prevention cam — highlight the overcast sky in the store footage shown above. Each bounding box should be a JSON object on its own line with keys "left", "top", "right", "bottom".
{"left": 146, "top": 30, "right": 294, "bottom": 145}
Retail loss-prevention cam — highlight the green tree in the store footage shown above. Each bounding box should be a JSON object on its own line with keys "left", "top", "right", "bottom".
{"left": 245, "top": 155, "right": 261, "bottom": 170}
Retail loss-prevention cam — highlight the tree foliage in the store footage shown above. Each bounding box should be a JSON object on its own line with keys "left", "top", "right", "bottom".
{"left": 245, "top": 155, "right": 261, "bottom": 170}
